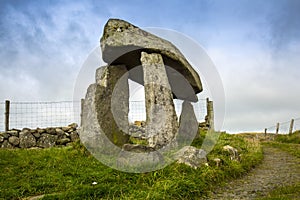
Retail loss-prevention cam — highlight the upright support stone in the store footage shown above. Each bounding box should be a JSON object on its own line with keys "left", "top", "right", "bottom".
{"left": 5, "top": 100, "right": 10, "bottom": 132}
{"left": 93, "top": 65, "right": 130, "bottom": 147}
{"left": 141, "top": 52, "right": 178, "bottom": 149}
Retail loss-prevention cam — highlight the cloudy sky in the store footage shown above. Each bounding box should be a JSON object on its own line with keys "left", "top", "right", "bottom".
{"left": 1, "top": 0, "right": 300, "bottom": 132}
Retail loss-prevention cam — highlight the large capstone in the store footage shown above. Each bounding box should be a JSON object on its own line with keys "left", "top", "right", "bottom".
{"left": 141, "top": 52, "right": 178, "bottom": 149}
{"left": 100, "top": 18, "right": 202, "bottom": 102}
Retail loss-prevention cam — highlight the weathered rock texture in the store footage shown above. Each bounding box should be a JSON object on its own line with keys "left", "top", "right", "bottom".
{"left": 176, "top": 146, "right": 207, "bottom": 169}
{"left": 100, "top": 18, "right": 202, "bottom": 101}
{"left": 141, "top": 52, "right": 178, "bottom": 149}
{"left": 81, "top": 65, "right": 130, "bottom": 148}
{"left": 177, "top": 100, "right": 199, "bottom": 147}
{"left": 0, "top": 123, "right": 79, "bottom": 149}
{"left": 199, "top": 98, "right": 214, "bottom": 130}
{"left": 223, "top": 145, "right": 240, "bottom": 161}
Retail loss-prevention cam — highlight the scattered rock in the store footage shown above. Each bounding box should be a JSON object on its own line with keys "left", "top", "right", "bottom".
{"left": 223, "top": 145, "right": 240, "bottom": 161}
{"left": 176, "top": 146, "right": 207, "bottom": 169}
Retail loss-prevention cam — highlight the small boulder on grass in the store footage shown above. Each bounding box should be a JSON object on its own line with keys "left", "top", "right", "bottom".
{"left": 176, "top": 146, "right": 207, "bottom": 169}
{"left": 223, "top": 145, "right": 240, "bottom": 161}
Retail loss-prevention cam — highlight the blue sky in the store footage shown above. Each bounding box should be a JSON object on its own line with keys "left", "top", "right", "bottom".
{"left": 1, "top": 0, "right": 300, "bottom": 132}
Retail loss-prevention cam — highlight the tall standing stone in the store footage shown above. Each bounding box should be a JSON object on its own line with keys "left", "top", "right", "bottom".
{"left": 141, "top": 52, "right": 178, "bottom": 149}
{"left": 81, "top": 65, "right": 130, "bottom": 148}
{"left": 96, "top": 65, "right": 130, "bottom": 147}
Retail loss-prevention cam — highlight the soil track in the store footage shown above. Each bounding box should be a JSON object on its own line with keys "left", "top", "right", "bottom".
{"left": 206, "top": 146, "right": 300, "bottom": 199}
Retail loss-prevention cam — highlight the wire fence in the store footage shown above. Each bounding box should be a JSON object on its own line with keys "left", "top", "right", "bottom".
{"left": 0, "top": 99, "right": 207, "bottom": 131}
{"left": 128, "top": 99, "right": 207, "bottom": 123}
{"left": 0, "top": 101, "right": 81, "bottom": 131}
{"left": 265, "top": 117, "right": 300, "bottom": 134}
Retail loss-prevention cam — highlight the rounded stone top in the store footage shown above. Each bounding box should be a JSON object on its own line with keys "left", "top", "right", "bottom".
{"left": 100, "top": 19, "right": 203, "bottom": 98}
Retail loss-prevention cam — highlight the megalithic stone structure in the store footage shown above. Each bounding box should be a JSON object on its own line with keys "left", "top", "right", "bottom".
{"left": 81, "top": 18, "right": 204, "bottom": 151}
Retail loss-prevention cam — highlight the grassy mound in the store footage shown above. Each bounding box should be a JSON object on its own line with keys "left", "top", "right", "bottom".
{"left": 0, "top": 131, "right": 262, "bottom": 199}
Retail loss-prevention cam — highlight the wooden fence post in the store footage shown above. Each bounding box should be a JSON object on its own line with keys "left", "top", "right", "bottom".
{"left": 264, "top": 128, "right": 267, "bottom": 138}
{"left": 80, "top": 99, "right": 84, "bottom": 127}
{"left": 206, "top": 98, "right": 214, "bottom": 131}
{"left": 265, "top": 128, "right": 268, "bottom": 138}
{"left": 276, "top": 123, "right": 280, "bottom": 134}
{"left": 5, "top": 100, "right": 10, "bottom": 131}
{"left": 289, "top": 119, "right": 294, "bottom": 135}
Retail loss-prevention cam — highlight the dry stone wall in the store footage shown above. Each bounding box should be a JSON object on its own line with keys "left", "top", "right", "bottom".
{"left": 0, "top": 123, "right": 79, "bottom": 149}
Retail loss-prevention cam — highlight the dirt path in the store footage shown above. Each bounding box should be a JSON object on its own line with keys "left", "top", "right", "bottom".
{"left": 206, "top": 146, "right": 300, "bottom": 200}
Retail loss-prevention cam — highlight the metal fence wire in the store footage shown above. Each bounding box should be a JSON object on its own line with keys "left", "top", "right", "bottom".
{"left": 0, "top": 99, "right": 207, "bottom": 131}
{"left": 1, "top": 101, "right": 81, "bottom": 131}
{"left": 266, "top": 117, "right": 300, "bottom": 134}
{"left": 129, "top": 99, "right": 206, "bottom": 123}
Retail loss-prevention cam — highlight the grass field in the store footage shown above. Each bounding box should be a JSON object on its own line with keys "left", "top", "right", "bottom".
{"left": 0, "top": 131, "right": 263, "bottom": 199}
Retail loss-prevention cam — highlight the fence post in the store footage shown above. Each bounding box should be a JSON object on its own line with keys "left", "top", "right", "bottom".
{"left": 80, "top": 99, "right": 84, "bottom": 127}
{"left": 276, "top": 122, "right": 280, "bottom": 134}
{"left": 206, "top": 98, "right": 214, "bottom": 131}
{"left": 264, "top": 128, "right": 267, "bottom": 138}
{"left": 5, "top": 100, "right": 10, "bottom": 131}
{"left": 289, "top": 119, "right": 294, "bottom": 135}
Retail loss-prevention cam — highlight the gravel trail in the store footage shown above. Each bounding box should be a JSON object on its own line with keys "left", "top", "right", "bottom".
{"left": 206, "top": 146, "right": 300, "bottom": 199}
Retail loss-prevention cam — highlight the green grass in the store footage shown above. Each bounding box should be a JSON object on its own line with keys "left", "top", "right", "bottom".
{"left": 274, "top": 130, "right": 300, "bottom": 144}
{"left": 257, "top": 183, "right": 300, "bottom": 200}
{"left": 264, "top": 130, "right": 300, "bottom": 158}
{"left": 0, "top": 131, "right": 262, "bottom": 200}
